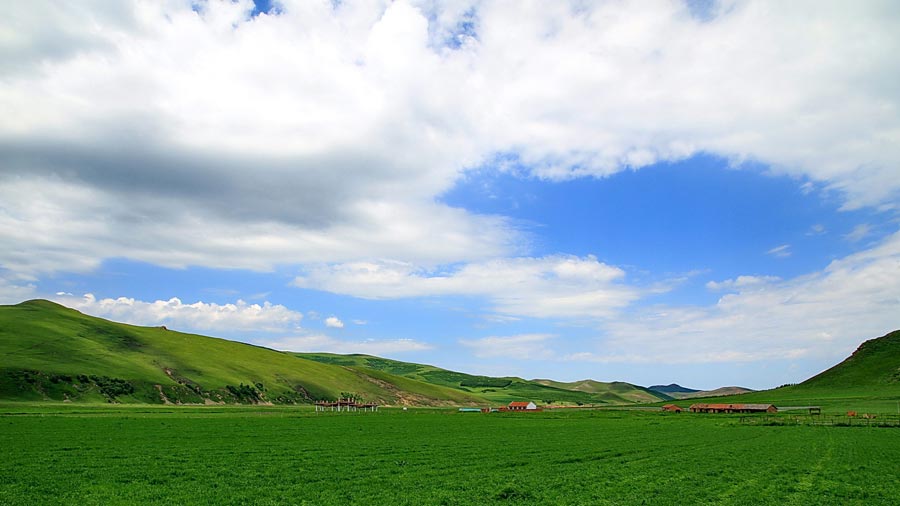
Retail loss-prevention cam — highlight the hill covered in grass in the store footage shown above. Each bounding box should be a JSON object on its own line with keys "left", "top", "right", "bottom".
{"left": 665, "top": 329, "right": 900, "bottom": 412}
{"left": 296, "top": 352, "right": 671, "bottom": 405}
{"left": 0, "top": 300, "right": 483, "bottom": 406}
{"left": 797, "top": 329, "right": 900, "bottom": 389}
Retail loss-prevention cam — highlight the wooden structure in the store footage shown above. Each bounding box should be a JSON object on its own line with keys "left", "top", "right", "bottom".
{"left": 661, "top": 404, "right": 682, "bottom": 413}
{"left": 690, "top": 403, "right": 777, "bottom": 414}
{"left": 315, "top": 398, "right": 379, "bottom": 412}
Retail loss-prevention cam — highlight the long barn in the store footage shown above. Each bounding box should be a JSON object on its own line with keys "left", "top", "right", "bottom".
{"left": 689, "top": 403, "right": 777, "bottom": 414}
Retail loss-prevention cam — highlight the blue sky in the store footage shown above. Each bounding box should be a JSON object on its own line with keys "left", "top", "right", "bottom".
{"left": 2, "top": 0, "right": 899, "bottom": 390}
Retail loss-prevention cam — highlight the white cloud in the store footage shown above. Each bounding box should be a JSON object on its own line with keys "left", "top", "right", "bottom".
{"left": 0, "top": 276, "right": 36, "bottom": 304}
{"left": 766, "top": 244, "right": 792, "bottom": 258}
{"left": 324, "top": 316, "right": 344, "bottom": 328}
{"left": 460, "top": 333, "right": 556, "bottom": 360}
{"left": 0, "top": 177, "right": 517, "bottom": 276}
{"left": 844, "top": 224, "right": 872, "bottom": 243}
{"left": 53, "top": 293, "right": 304, "bottom": 333}
{"left": 294, "top": 255, "right": 641, "bottom": 319}
{"left": 267, "top": 334, "right": 431, "bottom": 355}
{"left": 807, "top": 224, "right": 826, "bottom": 236}
{"left": 1, "top": 1, "right": 899, "bottom": 277}
{"left": 706, "top": 275, "right": 780, "bottom": 291}
{"left": 584, "top": 230, "right": 900, "bottom": 364}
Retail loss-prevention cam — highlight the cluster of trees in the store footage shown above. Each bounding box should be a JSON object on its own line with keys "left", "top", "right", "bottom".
{"left": 226, "top": 383, "right": 265, "bottom": 402}
{"left": 339, "top": 391, "right": 363, "bottom": 402}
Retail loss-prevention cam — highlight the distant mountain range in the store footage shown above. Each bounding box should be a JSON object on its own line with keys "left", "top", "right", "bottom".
{"left": 647, "top": 383, "right": 755, "bottom": 399}
{"left": 2, "top": 300, "right": 897, "bottom": 407}
{"left": 648, "top": 383, "right": 700, "bottom": 394}
{"left": 294, "top": 353, "right": 671, "bottom": 405}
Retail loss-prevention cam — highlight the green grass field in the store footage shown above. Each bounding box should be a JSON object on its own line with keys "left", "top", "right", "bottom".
{"left": 3, "top": 403, "right": 900, "bottom": 505}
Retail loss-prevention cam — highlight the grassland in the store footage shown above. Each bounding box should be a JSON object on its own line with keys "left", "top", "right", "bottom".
{"left": 2, "top": 403, "right": 900, "bottom": 505}
{"left": 1, "top": 300, "right": 664, "bottom": 407}
{"left": 0, "top": 300, "right": 483, "bottom": 406}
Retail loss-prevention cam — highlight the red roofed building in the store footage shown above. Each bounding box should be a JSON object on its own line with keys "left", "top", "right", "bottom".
{"left": 508, "top": 401, "right": 539, "bottom": 411}
{"left": 689, "top": 403, "right": 777, "bottom": 414}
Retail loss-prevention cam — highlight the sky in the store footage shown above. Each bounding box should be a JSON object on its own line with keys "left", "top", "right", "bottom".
{"left": 1, "top": 0, "right": 899, "bottom": 390}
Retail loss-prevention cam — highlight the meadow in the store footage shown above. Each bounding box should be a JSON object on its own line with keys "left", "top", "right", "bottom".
{"left": 3, "top": 404, "right": 900, "bottom": 505}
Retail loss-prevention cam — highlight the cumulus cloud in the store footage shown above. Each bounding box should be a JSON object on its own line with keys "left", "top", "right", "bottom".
{"left": 578, "top": 231, "right": 900, "bottom": 364}
{"left": 460, "top": 333, "right": 557, "bottom": 360}
{"left": 266, "top": 334, "right": 431, "bottom": 355}
{"left": 294, "top": 255, "right": 641, "bottom": 319}
{"left": 52, "top": 293, "right": 304, "bottom": 333}
{"left": 324, "top": 316, "right": 344, "bottom": 328}
{"left": 0, "top": 177, "right": 517, "bottom": 276}
{"left": 1, "top": 0, "right": 899, "bottom": 277}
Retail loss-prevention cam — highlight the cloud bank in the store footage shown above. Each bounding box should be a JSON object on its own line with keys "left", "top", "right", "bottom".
{"left": 2, "top": 1, "right": 899, "bottom": 371}
{"left": 294, "top": 255, "right": 640, "bottom": 319}
{"left": 581, "top": 231, "right": 900, "bottom": 364}
{"left": 2, "top": 0, "right": 899, "bottom": 277}
{"left": 53, "top": 293, "right": 304, "bottom": 333}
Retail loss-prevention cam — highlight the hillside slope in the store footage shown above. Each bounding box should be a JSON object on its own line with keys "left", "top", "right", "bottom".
{"left": 297, "top": 352, "right": 670, "bottom": 405}
{"left": 797, "top": 329, "right": 900, "bottom": 389}
{"left": 0, "top": 300, "right": 483, "bottom": 406}
{"left": 648, "top": 383, "right": 699, "bottom": 395}
{"left": 665, "top": 330, "right": 900, "bottom": 411}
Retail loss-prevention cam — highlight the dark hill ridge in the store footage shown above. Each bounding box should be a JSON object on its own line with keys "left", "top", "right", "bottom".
{"left": 648, "top": 383, "right": 700, "bottom": 394}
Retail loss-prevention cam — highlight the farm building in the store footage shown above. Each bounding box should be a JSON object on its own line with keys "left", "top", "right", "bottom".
{"left": 661, "top": 404, "right": 682, "bottom": 413}
{"left": 689, "top": 403, "right": 777, "bottom": 414}
{"left": 458, "top": 408, "right": 482, "bottom": 413}
{"left": 508, "top": 401, "right": 539, "bottom": 411}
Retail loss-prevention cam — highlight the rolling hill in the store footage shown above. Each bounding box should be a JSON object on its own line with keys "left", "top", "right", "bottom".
{"left": 648, "top": 384, "right": 754, "bottom": 400}
{"left": 0, "top": 300, "right": 483, "bottom": 406}
{"left": 296, "top": 352, "right": 671, "bottom": 405}
{"left": 796, "top": 329, "right": 900, "bottom": 389}
{"left": 666, "top": 329, "right": 900, "bottom": 411}
{"left": 0, "top": 299, "right": 667, "bottom": 407}
{"left": 7, "top": 299, "right": 893, "bottom": 410}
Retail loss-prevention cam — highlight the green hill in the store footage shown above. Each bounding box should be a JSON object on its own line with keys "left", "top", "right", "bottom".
{"left": 665, "top": 329, "right": 900, "bottom": 412}
{"left": 797, "top": 329, "right": 900, "bottom": 389}
{"left": 297, "top": 352, "right": 670, "bottom": 405}
{"left": 0, "top": 300, "right": 483, "bottom": 406}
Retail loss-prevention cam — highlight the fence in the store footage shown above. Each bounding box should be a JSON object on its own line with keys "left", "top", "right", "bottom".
{"left": 740, "top": 413, "right": 900, "bottom": 428}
